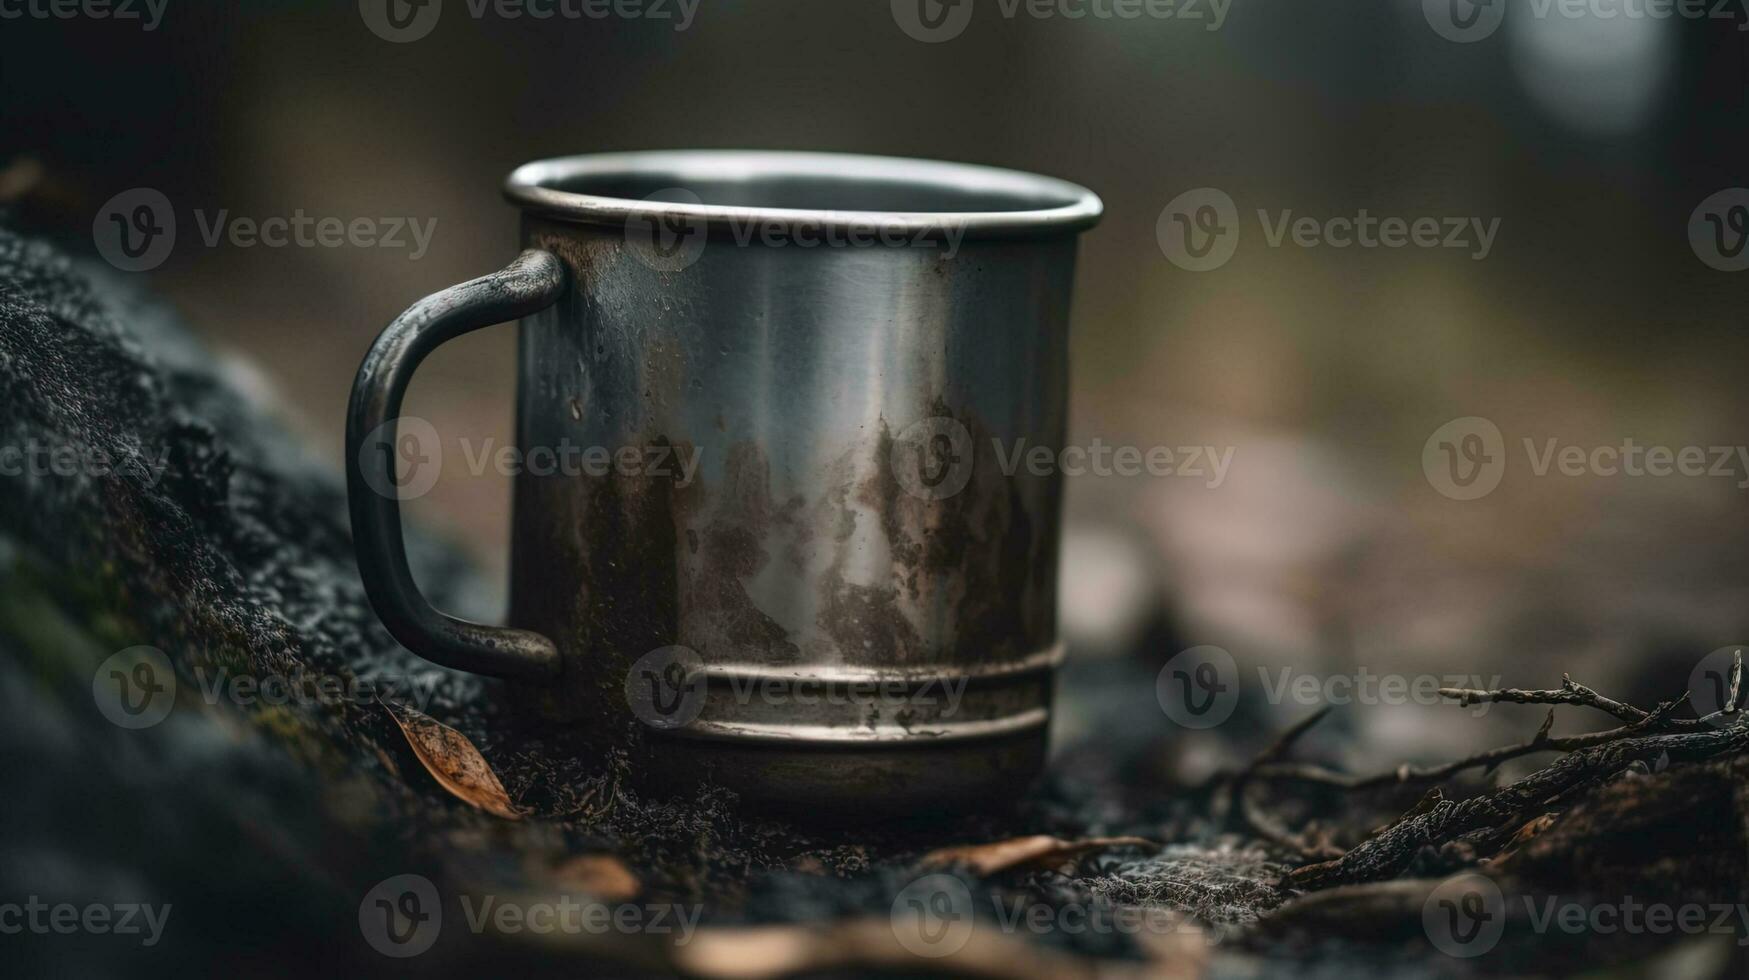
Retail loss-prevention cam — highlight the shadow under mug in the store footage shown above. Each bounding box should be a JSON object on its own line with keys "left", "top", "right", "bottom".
{"left": 346, "top": 150, "right": 1102, "bottom": 816}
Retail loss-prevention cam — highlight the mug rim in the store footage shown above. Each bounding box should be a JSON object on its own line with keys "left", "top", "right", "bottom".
{"left": 503, "top": 149, "right": 1103, "bottom": 238}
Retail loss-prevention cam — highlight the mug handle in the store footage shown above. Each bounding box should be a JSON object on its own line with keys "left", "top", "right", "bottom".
{"left": 345, "top": 249, "right": 565, "bottom": 680}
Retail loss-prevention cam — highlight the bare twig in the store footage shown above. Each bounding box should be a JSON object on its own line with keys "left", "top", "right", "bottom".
{"left": 1252, "top": 706, "right": 1336, "bottom": 768}
{"left": 1438, "top": 673, "right": 1705, "bottom": 730}
{"left": 1256, "top": 698, "right": 1685, "bottom": 791}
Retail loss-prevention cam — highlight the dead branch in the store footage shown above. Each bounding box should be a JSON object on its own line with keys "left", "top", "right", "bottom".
{"left": 1254, "top": 698, "right": 1686, "bottom": 791}
{"left": 1438, "top": 673, "right": 1671, "bottom": 725}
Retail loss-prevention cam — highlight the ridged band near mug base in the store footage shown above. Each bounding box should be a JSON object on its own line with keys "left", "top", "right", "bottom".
{"left": 621, "top": 646, "right": 1059, "bottom": 816}
{"left": 638, "top": 725, "right": 1052, "bottom": 819}
{"left": 663, "top": 643, "right": 1063, "bottom": 747}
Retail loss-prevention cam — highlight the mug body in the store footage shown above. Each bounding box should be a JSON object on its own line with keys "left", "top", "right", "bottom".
{"left": 502, "top": 151, "right": 1101, "bottom": 814}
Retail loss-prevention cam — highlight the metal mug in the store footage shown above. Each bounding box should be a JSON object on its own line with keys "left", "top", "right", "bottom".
{"left": 346, "top": 150, "right": 1102, "bottom": 815}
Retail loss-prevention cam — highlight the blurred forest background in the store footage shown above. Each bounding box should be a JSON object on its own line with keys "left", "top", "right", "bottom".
{"left": 4, "top": 0, "right": 1748, "bottom": 772}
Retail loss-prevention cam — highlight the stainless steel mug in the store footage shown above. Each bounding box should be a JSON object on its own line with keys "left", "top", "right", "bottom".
{"left": 347, "top": 150, "right": 1102, "bottom": 814}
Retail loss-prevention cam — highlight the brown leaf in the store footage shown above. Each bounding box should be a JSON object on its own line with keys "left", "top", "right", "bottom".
{"left": 917, "top": 835, "right": 1159, "bottom": 876}
{"left": 1502, "top": 812, "right": 1557, "bottom": 851}
{"left": 1476, "top": 814, "right": 1558, "bottom": 868}
{"left": 382, "top": 700, "right": 522, "bottom": 820}
{"left": 546, "top": 854, "right": 641, "bottom": 901}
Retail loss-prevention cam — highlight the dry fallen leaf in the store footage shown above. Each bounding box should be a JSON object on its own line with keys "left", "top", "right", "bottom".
{"left": 1506, "top": 813, "right": 1558, "bottom": 848}
{"left": 1486, "top": 812, "right": 1560, "bottom": 868}
{"left": 916, "top": 835, "right": 1160, "bottom": 876}
{"left": 382, "top": 700, "right": 522, "bottom": 820}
